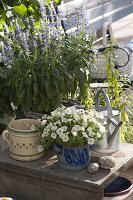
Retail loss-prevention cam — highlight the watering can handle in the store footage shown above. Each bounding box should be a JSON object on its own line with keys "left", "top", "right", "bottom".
{"left": 95, "top": 89, "right": 113, "bottom": 117}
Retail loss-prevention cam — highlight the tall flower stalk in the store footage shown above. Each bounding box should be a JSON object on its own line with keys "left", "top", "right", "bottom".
{"left": 0, "top": 2, "right": 95, "bottom": 114}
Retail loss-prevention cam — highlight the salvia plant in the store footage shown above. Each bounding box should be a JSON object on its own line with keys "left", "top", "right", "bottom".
{"left": 0, "top": 0, "right": 96, "bottom": 115}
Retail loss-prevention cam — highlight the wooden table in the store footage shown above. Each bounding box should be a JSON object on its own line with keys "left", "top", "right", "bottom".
{"left": 0, "top": 143, "right": 133, "bottom": 200}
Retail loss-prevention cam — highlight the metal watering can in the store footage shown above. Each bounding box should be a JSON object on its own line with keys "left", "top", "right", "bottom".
{"left": 94, "top": 89, "right": 122, "bottom": 154}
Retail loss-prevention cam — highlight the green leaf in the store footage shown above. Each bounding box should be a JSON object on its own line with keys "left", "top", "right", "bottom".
{"left": 30, "top": 0, "right": 40, "bottom": 7}
{"left": 33, "top": 82, "right": 38, "bottom": 98}
{"left": 1, "top": 0, "right": 21, "bottom": 7}
{"left": 13, "top": 4, "right": 27, "bottom": 16}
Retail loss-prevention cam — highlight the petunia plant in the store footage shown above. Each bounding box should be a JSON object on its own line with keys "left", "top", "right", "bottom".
{"left": 37, "top": 106, "right": 106, "bottom": 149}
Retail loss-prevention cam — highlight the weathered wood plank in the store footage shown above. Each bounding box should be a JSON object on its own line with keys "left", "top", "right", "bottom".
{"left": 0, "top": 143, "right": 133, "bottom": 199}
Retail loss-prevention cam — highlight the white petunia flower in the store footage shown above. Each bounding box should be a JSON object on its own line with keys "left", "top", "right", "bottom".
{"left": 75, "top": 125, "right": 82, "bottom": 131}
{"left": 72, "top": 126, "right": 78, "bottom": 132}
{"left": 31, "top": 125, "right": 36, "bottom": 131}
{"left": 59, "top": 132, "right": 64, "bottom": 138}
{"left": 61, "top": 117, "right": 69, "bottom": 123}
{"left": 62, "top": 126, "right": 67, "bottom": 131}
{"left": 74, "top": 114, "right": 80, "bottom": 121}
{"left": 41, "top": 120, "right": 47, "bottom": 126}
{"left": 42, "top": 114, "right": 48, "bottom": 120}
{"left": 56, "top": 128, "right": 64, "bottom": 135}
{"left": 87, "top": 127, "right": 92, "bottom": 133}
{"left": 37, "top": 145, "right": 44, "bottom": 152}
{"left": 54, "top": 121, "right": 61, "bottom": 126}
{"left": 72, "top": 131, "right": 77, "bottom": 136}
{"left": 51, "top": 125, "right": 57, "bottom": 131}
{"left": 99, "top": 112, "right": 105, "bottom": 119}
{"left": 51, "top": 132, "right": 57, "bottom": 139}
{"left": 64, "top": 132, "right": 69, "bottom": 136}
{"left": 42, "top": 130, "right": 49, "bottom": 137}
{"left": 83, "top": 122, "right": 87, "bottom": 128}
{"left": 97, "top": 132, "right": 102, "bottom": 138}
{"left": 82, "top": 132, "right": 88, "bottom": 138}
{"left": 65, "top": 107, "right": 72, "bottom": 114}
{"left": 62, "top": 135, "right": 69, "bottom": 142}
{"left": 100, "top": 126, "right": 106, "bottom": 133}
{"left": 87, "top": 138, "right": 94, "bottom": 145}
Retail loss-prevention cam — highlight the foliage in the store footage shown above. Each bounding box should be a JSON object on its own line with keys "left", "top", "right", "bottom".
{"left": 103, "top": 42, "right": 133, "bottom": 141}
{"left": 0, "top": 2, "right": 95, "bottom": 115}
{"left": 0, "top": 0, "right": 61, "bottom": 30}
{"left": 0, "top": 76, "right": 14, "bottom": 118}
{"left": 37, "top": 106, "right": 106, "bottom": 149}
{"left": 124, "top": 122, "right": 133, "bottom": 144}
{"left": 0, "top": 122, "right": 6, "bottom": 134}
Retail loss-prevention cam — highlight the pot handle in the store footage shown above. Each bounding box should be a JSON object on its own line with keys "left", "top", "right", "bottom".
{"left": 95, "top": 89, "right": 113, "bottom": 117}
{"left": 2, "top": 130, "right": 10, "bottom": 145}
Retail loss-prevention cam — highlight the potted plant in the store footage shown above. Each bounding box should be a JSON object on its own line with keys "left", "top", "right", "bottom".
{"left": 38, "top": 105, "right": 106, "bottom": 170}
{"left": 0, "top": 1, "right": 95, "bottom": 117}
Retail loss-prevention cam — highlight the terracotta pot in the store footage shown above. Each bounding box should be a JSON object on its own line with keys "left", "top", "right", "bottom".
{"left": 2, "top": 119, "right": 44, "bottom": 161}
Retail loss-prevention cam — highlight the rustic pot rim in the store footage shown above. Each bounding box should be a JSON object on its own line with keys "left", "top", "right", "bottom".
{"left": 8, "top": 119, "right": 40, "bottom": 133}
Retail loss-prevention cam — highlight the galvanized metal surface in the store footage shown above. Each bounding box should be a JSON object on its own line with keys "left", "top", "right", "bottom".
{"left": 94, "top": 89, "right": 121, "bottom": 153}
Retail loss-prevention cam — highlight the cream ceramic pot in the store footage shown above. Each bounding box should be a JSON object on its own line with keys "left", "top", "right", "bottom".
{"left": 2, "top": 119, "right": 44, "bottom": 161}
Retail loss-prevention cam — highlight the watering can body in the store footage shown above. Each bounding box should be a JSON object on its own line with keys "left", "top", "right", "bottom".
{"left": 94, "top": 89, "right": 122, "bottom": 154}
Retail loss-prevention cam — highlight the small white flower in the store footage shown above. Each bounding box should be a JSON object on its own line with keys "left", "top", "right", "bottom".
{"left": 74, "top": 114, "right": 80, "bottom": 121}
{"left": 62, "top": 126, "right": 67, "bottom": 131}
{"left": 100, "top": 126, "right": 106, "bottom": 133}
{"left": 41, "top": 120, "right": 47, "bottom": 126}
{"left": 65, "top": 107, "right": 72, "bottom": 114}
{"left": 72, "top": 131, "right": 77, "bottom": 136}
{"left": 51, "top": 125, "right": 57, "bottom": 131}
{"left": 62, "top": 135, "right": 69, "bottom": 142}
{"left": 56, "top": 128, "right": 64, "bottom": 135}
{"left": 87, "top": 138, "right": 94, "bottom": 145}
{"left": 64, "top": 132, "right": 69, "bottom": 136}
{"left": 42, "top": 130, "right": 49, "bottom": 137}
{"left": 99, "top": 113, "right": 105, "bottom": 119}
{"left": 59, "top": 132, "right": 64, "bottom": 138}
{"left": 67, "top": 119, "right": 73, "bottom": 122}
{"left": 51, "top": 132, "right": 57, "bottom": 139}
{"left": 97, "top": 132, "right": 102, "bottom": 138}
{"left": 75, "top": 125, "right": 82, "bottom": 131}
{"left": 54, "top": 121, "right": 61, "bottom": 126}
{"left": 42, "top": 114, "right": 48, "bottom": 120}
{"left": 82, "top": 132, "right": 88, "bottom": 138}
{"left": 61, "top": 117, "right": 68, "bottom": 123}
{"left": 37, "top": 145, "right": 44, "bottom": 152}
{"left": 31, "top": 125, "right": 36, "bottom": 131}
{"left": 87, "top": 127, "right": 92, "bottom": 133}
{"left": 83, "top": 122, "right": 87, "bottom": 128}
{"left": 72, "top": 126, "right": 78, "bottom": 132}
{"left": 47, "top": 122, "right": 53, "bottom": 128}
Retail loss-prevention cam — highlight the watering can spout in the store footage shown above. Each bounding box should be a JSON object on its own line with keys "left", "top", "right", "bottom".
{"left": 107, "top": 120, "right": 122, "bottom": 147}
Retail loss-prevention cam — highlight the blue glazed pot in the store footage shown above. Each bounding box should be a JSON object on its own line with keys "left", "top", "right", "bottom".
{"left": 54, "top": 144, "right": 95, "bottom": 170}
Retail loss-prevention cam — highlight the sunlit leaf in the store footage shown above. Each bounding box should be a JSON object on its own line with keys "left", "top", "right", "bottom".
{"left": 13, "top": 4, "right": 27, "bottom": 16}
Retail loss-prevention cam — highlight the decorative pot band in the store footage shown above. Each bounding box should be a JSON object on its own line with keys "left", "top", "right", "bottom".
{"left": 2, "top": 119, "right": 44, "bottom": 161}
{"left": 54, "top": 144, "right": 95, "bottom": 170}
